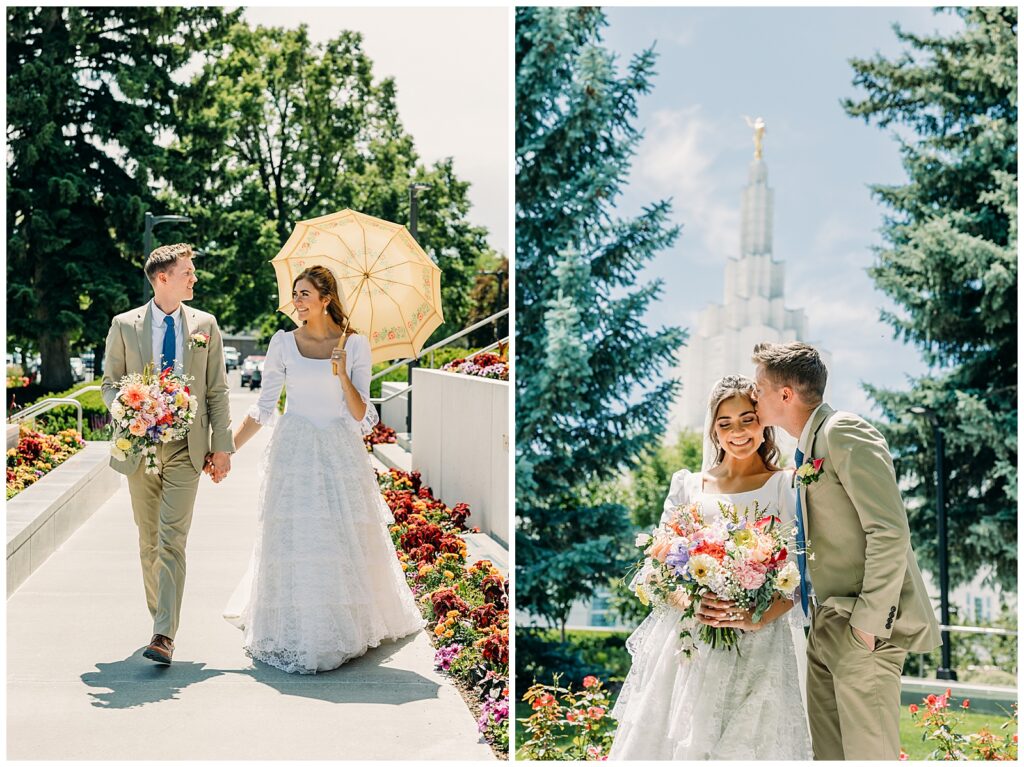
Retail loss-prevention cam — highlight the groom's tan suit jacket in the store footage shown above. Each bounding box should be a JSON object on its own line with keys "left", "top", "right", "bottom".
{"left": 101, "top": 302, "right": 235, "bottom": 473}
{"left": 801, "top": 403, "right": 940, "bottom": 652}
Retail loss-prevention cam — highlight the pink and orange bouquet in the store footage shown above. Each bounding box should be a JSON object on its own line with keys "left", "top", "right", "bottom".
{"left": 108, "top": 365, "right": 198, "bottom": 473}
{"left": 630, "top": 499, "right": 800, "bottom": 655}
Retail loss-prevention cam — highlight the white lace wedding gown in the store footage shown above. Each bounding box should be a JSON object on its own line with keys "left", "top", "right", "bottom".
{"left": 609, "top": 469, "right": 812, "bottom": 760}
{"left": 223, "top": 330, "right": 425, "bottom": 674}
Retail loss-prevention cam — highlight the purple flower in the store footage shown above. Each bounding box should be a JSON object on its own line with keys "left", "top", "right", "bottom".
{"left": 664, "top": 541, "right": 690, "bottom": 576}
{"left": 434, "top": 643, "right": 463, "bottom": 672}
{"left": 477, "top": 695, "right": 509, "bottom": 732}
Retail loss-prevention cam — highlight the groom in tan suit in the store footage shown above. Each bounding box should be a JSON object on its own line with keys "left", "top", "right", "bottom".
{"left": 101, "top": 243, "right": 234, "bottom": 665}
{"left": 751, "top": 342, "right": 940, "bottom": 760}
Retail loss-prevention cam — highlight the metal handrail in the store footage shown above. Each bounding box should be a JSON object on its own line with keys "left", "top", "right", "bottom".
{"left": 938, "top": 624, "right": 1018, "bottom": 637}
{"left": 369, "top": 308, "right": 508, "bottom": 382}
{"left": 368, "top": 308, "right": 508, "bottom": 432}
{"left": 370, "top": 336, "right": 509, "bottom": 405}
{"left": 7, "top": 385, "right": 103, "bottom": 435}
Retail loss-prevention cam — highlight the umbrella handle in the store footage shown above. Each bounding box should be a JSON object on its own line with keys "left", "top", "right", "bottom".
{"left": 331, "top": 316, "right": 351, "bottom": 376}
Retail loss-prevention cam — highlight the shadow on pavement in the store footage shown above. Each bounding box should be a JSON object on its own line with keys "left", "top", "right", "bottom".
{"left": 81, "top": 648, "right": 227, "bottom": 709}
{"left": 239, "top": 633, "right": 443, "bottom": 705}
{"left": 82, "top": 634, "right": 440, "bottom": 709}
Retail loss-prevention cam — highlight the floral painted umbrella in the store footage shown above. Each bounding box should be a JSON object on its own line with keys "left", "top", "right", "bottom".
{"left": 270, "top": 209, "right": 444, "bottom": 363}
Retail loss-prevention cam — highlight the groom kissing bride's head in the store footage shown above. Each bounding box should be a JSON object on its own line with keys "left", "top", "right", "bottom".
{"left": 750, "top": 341, "right": 828, "bottom": 439}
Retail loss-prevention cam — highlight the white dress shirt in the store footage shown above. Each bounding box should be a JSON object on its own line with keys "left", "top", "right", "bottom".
{"left": 151, "top": 300, "right": 184, "bottom": 375}
{"left": 797, "top": 402, "right": 825, "bottom": 457}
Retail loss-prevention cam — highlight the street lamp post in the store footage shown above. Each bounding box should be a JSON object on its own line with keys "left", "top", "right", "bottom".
{"left": 910, "top": 405, "right": 957, "bottom": 681}
{"left": 142, "top": 212, "right": 192, "bottom": 301}
{"left": 406, "top": 183, "right": 432, "bottom": 434}
{"left": 479, "top": 269, "right": 506, "bottom": 342}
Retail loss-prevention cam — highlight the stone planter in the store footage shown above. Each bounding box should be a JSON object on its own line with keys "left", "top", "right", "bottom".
{"left": 7, "top": 441, "right": 120, "bottom": 596}
{"left": 411, "top": 369, "right": 509, "bottom": 545}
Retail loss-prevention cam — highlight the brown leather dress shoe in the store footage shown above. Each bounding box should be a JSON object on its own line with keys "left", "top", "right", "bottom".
{"left": 142, "top": 634, "right": 174, "bottom": 665}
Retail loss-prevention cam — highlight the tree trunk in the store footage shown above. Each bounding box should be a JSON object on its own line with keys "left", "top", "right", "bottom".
{"left": 38, "top": 333, "right": 73, "bottom": 391}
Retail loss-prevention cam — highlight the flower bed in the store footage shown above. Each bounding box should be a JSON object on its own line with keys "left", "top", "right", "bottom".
{"left": 6, "top": 424, "right": 86, "bottom": 499}
{"left": 440, "top": 352, "right": 509, "bottom": 381}
{"left": 363, "top": 421, "right": 397, "bottom": 451}
{"left": 378, "top": 468, "right": 509, "bottom": 756}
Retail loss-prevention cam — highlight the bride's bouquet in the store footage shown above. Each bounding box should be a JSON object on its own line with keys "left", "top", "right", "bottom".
{"left": 630, "top": 499, "right": 800, "bottom": 656}
{"left": 109, "top": 364, "right": 198, "bottom": 473}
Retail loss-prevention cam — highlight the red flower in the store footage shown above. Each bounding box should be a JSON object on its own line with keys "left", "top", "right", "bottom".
{"left": 692, "top": 541, "right": 727, "bottom": 561}
{"left": 908, "top": 704, "right": 919, "bottom": 714}
{"left": 430, "top": 588, "right": 469, "bottom": 619}
{"left": 926, "top": 694, "right": 937, "bottom": 706}
{"left": 448, "top": 502, "right": 471, "bottom": 530}
{"left": 812, "top": 458, "right": 825, "bottom": 471}
{"left": 481, "top": 574, "right": 507, "bottom": 607}
{"left": 587, "top": 706, "right": 605, "bottom": 720}
{"left": 962, "top": 699, "right": 970, "bottom": 709}
{"left": 754, "top": 515, "right": 780, "bottom": 530}
{"left": 582, "top": 675, "right": 598, "bottom": 688}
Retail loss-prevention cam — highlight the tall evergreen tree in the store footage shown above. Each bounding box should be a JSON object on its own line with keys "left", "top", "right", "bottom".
{"left": 515, "top": 7, "right": 686, "bottom": 635}
{"left": 163, "top": 24, "right": 486, "bottom": 342}
{"left": 843, "top": 7, "right": 1017, "bottom": 589}
{"left": 6, "top": 7, "right": 237, "bottom": 389}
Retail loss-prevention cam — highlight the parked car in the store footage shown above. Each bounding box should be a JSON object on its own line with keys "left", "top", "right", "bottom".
{"left": 249, "top": 359, "right": 265, "bottom": 390}
{"left": 69, "top": 357, "right": 85, "bottom": 383}
{"left": 80, "top": 351, "right": 95, "bottom": 375}
{"left": 223, "top": 346, "right": 241, "bottom": 370}
{"left": 240, "top": 355, "right": 265, "bottom": 388}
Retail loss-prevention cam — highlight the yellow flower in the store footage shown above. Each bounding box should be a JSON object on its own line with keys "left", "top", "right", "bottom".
{"left": 115, "top": 438, "right": 132, "bottom": 451}
{"left": 443, "top": 570, "right": 454, "bottom": 579}
{"left": 732, "top": 529, "right": 755, "bottom": 548}
{"left": 434, "top": 624, "right": 445, "bottom": 636}
{"left": 688, "top": 554, "right": 716, "bottom": 586}
{"left": 635, "top": 584, "right": 650, "bottom": 607}
{"left": 444, "top": 630, "right": 454, "bottom": 638}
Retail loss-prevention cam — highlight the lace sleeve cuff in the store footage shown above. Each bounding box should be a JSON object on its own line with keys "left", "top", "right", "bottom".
{"left": 353, "top": 397, "right": 379, "bottom": 436}
{"left": 247, "top": 403, "right": 278, "bottom": 428}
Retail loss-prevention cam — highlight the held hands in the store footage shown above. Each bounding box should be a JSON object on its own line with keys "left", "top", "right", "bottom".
{"left": 696, "top": 593, "right": 763, "bottom": 633}
{"left": 203, "top": 451, "right": 231, "bottom": 483}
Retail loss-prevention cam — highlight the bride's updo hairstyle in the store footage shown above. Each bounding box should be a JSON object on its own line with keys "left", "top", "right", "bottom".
{"left": 293, "top": 265, "right": 356, "bottom": 334}
{"left": 706, "top": 374, "right": 781, "bottom": 470}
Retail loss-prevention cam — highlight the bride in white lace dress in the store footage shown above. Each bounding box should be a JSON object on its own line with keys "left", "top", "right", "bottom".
{"left": 222, "top": 266, "right": 424, "bottom": 674}
{"left": 609, "top": 375, "right": 812, "bottom": 760}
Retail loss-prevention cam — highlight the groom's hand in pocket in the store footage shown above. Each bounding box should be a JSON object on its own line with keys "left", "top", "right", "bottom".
{"left": 852, "top": 626, "right": 876, "bottom": 651}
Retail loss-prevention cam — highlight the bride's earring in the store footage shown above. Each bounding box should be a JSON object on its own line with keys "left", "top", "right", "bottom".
{"left": 323, "top": 305, "right": 328, "bottom": 315}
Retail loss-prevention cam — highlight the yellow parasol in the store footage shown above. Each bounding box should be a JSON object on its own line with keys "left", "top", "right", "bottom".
{"left": 270, "top": 209, "right": 444, "bottom": 367}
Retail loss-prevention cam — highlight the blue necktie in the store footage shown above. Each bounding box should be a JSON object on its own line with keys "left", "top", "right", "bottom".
{"left": 794, "top": 447, "right": 810, "bottom": 616}
{"left": 161, "top": 315, "right": 176, "bottom": 372}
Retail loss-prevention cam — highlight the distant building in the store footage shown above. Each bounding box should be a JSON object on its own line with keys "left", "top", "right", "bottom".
{"left": 671, "top": 122, "right": 830, "bottom": 437}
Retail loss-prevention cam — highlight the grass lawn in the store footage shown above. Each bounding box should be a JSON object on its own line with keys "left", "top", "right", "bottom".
{"left": 515, "top": 698, "right": 1016, "bottom": 760}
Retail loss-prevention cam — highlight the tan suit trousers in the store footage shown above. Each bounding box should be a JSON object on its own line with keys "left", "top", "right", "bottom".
{"left": 806, "top": 604, "right": 908, "bottom": 760}
{"left": 125, "top": 438, "right": 201, "bottom": 640}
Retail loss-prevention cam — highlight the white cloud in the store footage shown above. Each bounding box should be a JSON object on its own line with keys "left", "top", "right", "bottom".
{"left": 633, "top": 106, "right": 740, "bottom": 261}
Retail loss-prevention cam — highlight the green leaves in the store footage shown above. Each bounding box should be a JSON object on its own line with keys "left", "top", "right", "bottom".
{"left": 515, "top": 8, "right": 686, "bottom": 628}
{"left": 843, "top": 9, "right": 1016, "bottom": 589}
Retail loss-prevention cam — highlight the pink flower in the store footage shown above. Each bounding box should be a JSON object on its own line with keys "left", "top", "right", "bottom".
{"left": 121, "top": 383, "right": 148, "bottom": 410}
{"left": 812, "top": 458, "right": 825, "bottom": 471}
{"left": 648, "top": 535, "right": 675, "bottom": 563}
{"left": 735, "top": 560, "right": 768, "bottom": 590}
{"left": 128, "top": 419, "right": 148, "bottom": 437}
{"left": 582, "top": 675, "right": 598, "bottom": 688}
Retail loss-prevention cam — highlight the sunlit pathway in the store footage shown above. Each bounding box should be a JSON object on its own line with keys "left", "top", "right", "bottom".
{"left": 7, "top": 378, "right": 494, "bottom": 760}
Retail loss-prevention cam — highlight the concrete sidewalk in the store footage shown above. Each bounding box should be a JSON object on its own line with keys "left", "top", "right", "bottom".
{"left": 7, "top": 381, "right": 495, "bottom": 760}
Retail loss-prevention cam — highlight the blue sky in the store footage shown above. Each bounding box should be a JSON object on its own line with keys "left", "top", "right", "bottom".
{"left": 602, "top": 6, "right": 964, "bottom": 417}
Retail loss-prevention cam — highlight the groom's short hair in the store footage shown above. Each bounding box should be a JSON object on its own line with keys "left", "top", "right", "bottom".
{"left": 145, "top": 243, "right": 194, "bottom": 283}
{"left": 752, "top": 342, "right": 827, "bottom": 405}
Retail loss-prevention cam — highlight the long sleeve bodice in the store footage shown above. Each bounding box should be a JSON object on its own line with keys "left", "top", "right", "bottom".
{"left": 248, "top": 330, "right": 380, "bottom": 434}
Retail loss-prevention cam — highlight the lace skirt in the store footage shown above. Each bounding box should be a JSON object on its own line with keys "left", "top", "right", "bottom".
{"left": 227, "top": 412, "right": 425, "bottom": 674}
{"left": 609, "top": 606, "right": 812, "bottom": 760}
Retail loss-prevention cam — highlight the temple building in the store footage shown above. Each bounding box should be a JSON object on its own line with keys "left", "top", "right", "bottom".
{"left": 671, "top": 118, "right": 829, "bottom": 437}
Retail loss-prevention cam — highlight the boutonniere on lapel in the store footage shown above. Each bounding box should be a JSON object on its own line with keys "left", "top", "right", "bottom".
{"left": 188, "top": 331, "right": 210, "bottom": 350}
{"left": 795, "top": 458, "right": 825, "bottom": 487}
